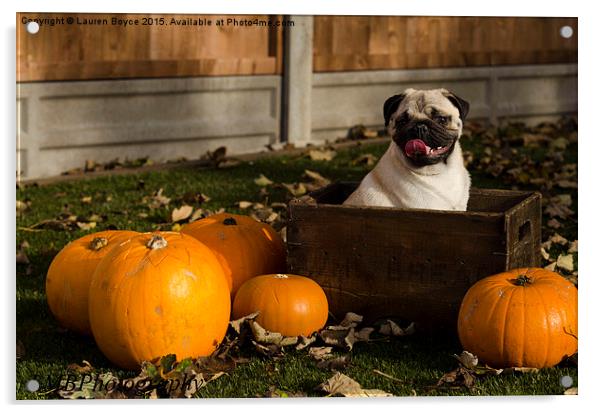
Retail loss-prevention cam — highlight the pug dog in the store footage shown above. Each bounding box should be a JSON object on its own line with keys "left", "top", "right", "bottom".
{"left": 344, "top": 88, "right": 471, "bottom": 211}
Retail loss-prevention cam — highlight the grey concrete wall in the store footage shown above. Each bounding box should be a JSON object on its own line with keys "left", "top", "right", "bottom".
{"left": 310, "top": 64, "right": 577, "bottom": 143}
{"left": 17, "top": 63, "right": 576, "bottom": 180}
{"left": 17, "top": 75, "right": 281, "bottom": 179}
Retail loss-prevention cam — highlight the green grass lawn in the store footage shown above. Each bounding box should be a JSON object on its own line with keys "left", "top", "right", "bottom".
{"left": 16, "top": 123, "right": 578, "bottom": 399}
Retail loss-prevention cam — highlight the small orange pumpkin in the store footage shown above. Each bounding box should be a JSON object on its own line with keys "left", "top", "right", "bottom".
{"left": 458, "top": 267, "right": 577, "bottom": 368}
{"left": 45, "top": 230, "right": 138, "bottom": 335}
{"left": 232, "top": 274, "right": 329, "bottom": 337}
{"left": 88, "top": 232, "right": 231, "bottom": 370}
{"left": 181, "top": 213, "right": 286, "bottom": 297}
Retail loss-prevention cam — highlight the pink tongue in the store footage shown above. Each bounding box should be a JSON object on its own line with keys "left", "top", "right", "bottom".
{"left": 404, "top": 139, "right": 429, "bottom": 157}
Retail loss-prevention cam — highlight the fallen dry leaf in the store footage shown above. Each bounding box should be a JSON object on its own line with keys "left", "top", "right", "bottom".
{"left": 295, "top": 335, "right": 317, "bottom": 350}
{"left": 346, "top": 125, "right": 379, "bottom": 140}
{"left": 16, "top": 200, "right": 30, "bottom": 214}
{"left": 308, "top": 148, "right": 336, "bottom": 161}
{"left": 254, "top": 174, "right": 274, "bottom": 187}
{"left": 564, "top": 387, "right": 578, "bottom": 395}
{"left": 87, "top": 214, "right": 103, "bottom": 223}
{"left": 229, "top": 312, "right": 259, "bottom": 335}
{"left": 188, "top": 208, "right": 206, "bottom": 223}
{"left": 318, "top": 372, "right": 392, "bottom": 397}
{"left": 205, "top": 146, "right": 227, "bottom": 167}
{"left": 378, "top": 320, "right": 415, "bottom": 337}
{"left": 76, "top": 221, "right": 97, "bottom": 231}
{"left": 544, "top": 262, "right": 557, "bottom": 271}
{"left": 238, "top": 201, "right": 253, "bottom": 209}
{"left": 180, "top": 192, "right": 211, "bottom": 205}
{"left": 250, "top": 321, "right": 298, "bottom": 347}
{"left": 503, "top": 367, "right": 539, "bottom": 374}
{"left": 340, "top": 312, "right": 363, "bottom": 328}
{"left": 556, "top": 254, "right": 574, "bottom": 272}
{"left": 308, "top": 346, "right": 333, "bottom": 361}
{"left": 557, "top": 180, "right": 578, "bottom": 189}
{"left": 352, "top": 153, "right": 378, "bottom": 167}
{"left": 283, "top": 182, "right": 307, "bottom": 197}
{"left": 16, "top": 247, "right": 30, "bottom": 265}
{"left": 436, "top": 367, "right": 476, "bottom": 390}
{"left": 317, "top": 355, "right": 351, "bottom": 371}
{"left": 150, "top": 188, "right": 171, "bottom": 209}
{"left": 453, "top": 351, "right": 479, "bottom": 369}
{"left": 67, "top": 360, "right": 94, "bottom": 374}
{"left": 319, "top": 313, "right": 373, "bottom": 351}
{"left": 171, "top": 205, "right": 194, "bottom": 222}
{"left": 304, "top": 169, "right": 331, "bottom": 185}
{"left": 542, "top": 233, "right": 569, "bottom": 249}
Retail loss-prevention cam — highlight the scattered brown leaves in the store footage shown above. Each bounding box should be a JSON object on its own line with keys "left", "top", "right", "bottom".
{"left": 432, "top": 351, "right": 541, "bottom": 392}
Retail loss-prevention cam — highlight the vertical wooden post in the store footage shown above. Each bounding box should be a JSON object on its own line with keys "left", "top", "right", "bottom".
{"left": 282, "top": 15, "right": 313, "bottom": 145}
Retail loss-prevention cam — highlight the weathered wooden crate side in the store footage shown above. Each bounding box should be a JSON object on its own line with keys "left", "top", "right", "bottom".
{"left": 287, "top": 184, "right": 542, "bottom": 329}
{"left": 505, "top": 192, "right": 542, "bottom": 269}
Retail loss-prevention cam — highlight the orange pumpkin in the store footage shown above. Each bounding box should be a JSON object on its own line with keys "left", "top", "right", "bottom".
{"left": 88, "top": 232, "right": 231, "bottom": 370}
{"left": 458, "top": 267, "right": 578, "bottom": 368}
{"left": 232, "top": 274, "right": 329, "bottom": 337}
{"left": 45, "top": 230, "right": 138, "bottom": 335}
{"left": 181, "top": 213, "right": 286, "bottom": 297}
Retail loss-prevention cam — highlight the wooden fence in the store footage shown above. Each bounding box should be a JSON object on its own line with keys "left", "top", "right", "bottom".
{"left": 17, "top": 14, "right": 577, "bottom": 81}
{"left": 313, "top": 16, "right": 577, "bottom": 72}
{"left": 17, "top": 13, "right": 283, "bottom": 81}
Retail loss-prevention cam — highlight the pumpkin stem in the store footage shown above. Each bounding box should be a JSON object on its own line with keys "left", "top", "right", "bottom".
{"left": 274, "top": 274, "right": 289, "bottom": 279}
{"left": 223, "top": 217, "right": 237, "bottom": 226}
{"left": 513, "top": 274, "right": 533, "bottom": 286}
{"left": 89, "top": 237, "right": 109, "bottom": 251}
{"left": 147, "top": 234, "right": 168, "bottom": 250}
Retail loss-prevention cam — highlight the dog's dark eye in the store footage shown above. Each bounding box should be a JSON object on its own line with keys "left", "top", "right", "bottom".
{"left": 435, "top": 115, "right": 448, "bottom": 125}
{"left": 396, "top": 112, "right": 409, "bottom": 126}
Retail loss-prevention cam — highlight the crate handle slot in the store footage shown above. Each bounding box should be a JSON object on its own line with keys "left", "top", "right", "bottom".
{"left": 518, "top": 220, "right": 532, "bottom": 242}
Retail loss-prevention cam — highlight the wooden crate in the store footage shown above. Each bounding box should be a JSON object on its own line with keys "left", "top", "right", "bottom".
{"left": 287, "top": 182, "right": 542, "bottom": 330}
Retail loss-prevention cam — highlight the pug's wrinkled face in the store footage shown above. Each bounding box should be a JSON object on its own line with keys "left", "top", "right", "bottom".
{"left": 384, "top": 88, "right": 470, "bottom": 167}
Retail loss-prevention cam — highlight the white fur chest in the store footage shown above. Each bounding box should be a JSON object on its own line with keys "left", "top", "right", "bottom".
{"left": 344, "top": 142, "right": 470, "bottom": 211}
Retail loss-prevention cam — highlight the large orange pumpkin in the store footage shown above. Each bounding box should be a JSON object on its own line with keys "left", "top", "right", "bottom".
{"left": 88, "top": 232, "right": 231, "bottom": 370}
{"left": 458, "top": 267, "right": 577, "bottom": 368}
{"left": 45, "top": 230, "right": 138, "bottom": 335}
{"left": 181, "top": 213, "right": 286, "bottom": 297}
{"left": 232, "top": 274, "right": 329, "bottom": 337}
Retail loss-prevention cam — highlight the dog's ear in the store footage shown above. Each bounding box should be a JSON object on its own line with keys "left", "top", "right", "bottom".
{"left": 383, "top": 94, "right": 406, "bottom": 127}
{"left": 443, "top": 91, "right": 470, "bottom": 122}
